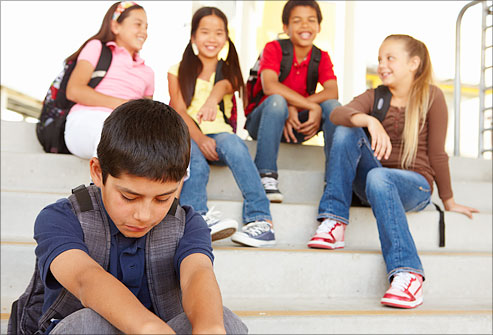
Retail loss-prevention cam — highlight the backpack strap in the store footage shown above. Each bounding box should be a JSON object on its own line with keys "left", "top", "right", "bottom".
{"left": 87, "top": 44, "right": 113, "bottom": 87}
{"left": 433, "top": 202, "right": 446, "bottom": 247}
{"left": 277, "top": 39, "right": 293, "bottom": 83}
{"left": 248, "top": 39, "right": 293, "bottom": 112}
{"left": 214, "top": 60, "right": 227, "bottom": 121}
{"left": 371, "top": 85, "right": 392, "bottom": 122}
{"left": 146, "top": 200, "right": 186, "bottom": 321}
{"left": 38, "top": 185, "right": 111, "bottom": 332}
{"left": 306, "top": 45, "right": 321, "bottom": 95}
{"left": 71, "top": 184, "right": 94, "bottom": 212}
{"left": 56, "top": 42, "right": 112, "bottom": 110}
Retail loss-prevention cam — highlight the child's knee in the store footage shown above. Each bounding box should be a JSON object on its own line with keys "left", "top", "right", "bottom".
{"left": 263, "top": 94, "right": 289, "bottom": 118}
{"left": 333, "top": 126, "right": 358, "bottom": 145}
{"left": 50, "top": 308, "right": 118, "bottom": 334}
{"left": 365, "top": 168, "right": 391, "bottom": 197}
{"left": 216, "top": 133, "right": 248, "bottom": 156}
{"left": 321, "top": 99, "right": 341, "bottom": 118}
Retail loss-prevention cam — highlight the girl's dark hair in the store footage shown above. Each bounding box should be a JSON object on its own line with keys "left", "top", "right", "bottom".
{"left": 66, "top": 2, "right": 144, "bottom": 63}
{"left": 178, "top": 7, "right": 245, "bottom": 108}
{"left": 98, "top": 99, "right": 191, "bottom": 184}
{"left": 282, "top": 0, "right": 323, "bottom": 25}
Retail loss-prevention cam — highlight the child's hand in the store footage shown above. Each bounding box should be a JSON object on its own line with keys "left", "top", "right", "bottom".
{"left": 283, "top": 106, "right": 301, "bottom": 143}
{"left": 443, "top": 198, "right": 479, "bottom": 219}
{"left": 197, "top": 99, "right": 217, "bottom": 123}
{"left": 367, "top": 116, "right": 392, "bottom": 160}
{"left": 197, "top": 135, "right": 219, "bottom": 161}
{"left": 298, "top": 105, "right": 322, "bottom": 140}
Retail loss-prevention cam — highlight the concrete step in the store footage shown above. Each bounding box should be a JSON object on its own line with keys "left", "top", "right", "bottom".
{"left": 2, "top": 120, "right": 492, "bottom": 181}
{"left": 1, "top": 120, "right": 43, "bottom": 154}
{"left": 2, "top": 150, "right": 492, "bottom": 212}
{"left": 2, "top": 297, "right": 491, "bottom": 334}
{"left": 2, "top": 242, "right": 491, "bottom": 315}
{"left": 2, "top": 193, "right": 492, "bottom": 252}
{"left": 204, "top": 168, "right": 492, "bottom": 211}
{"left": 1, "top": 152, "right": 91, "bottom": 194}
{"left": 225, "top": 297, "right": 492, "bottom": 334}
{"left": 213, "top": 247, "right": 492, "bottom": 302}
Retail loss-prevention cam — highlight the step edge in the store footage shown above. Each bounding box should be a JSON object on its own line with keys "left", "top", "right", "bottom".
{"left": 2, "top": 241, "right": 491, "bottom": 257}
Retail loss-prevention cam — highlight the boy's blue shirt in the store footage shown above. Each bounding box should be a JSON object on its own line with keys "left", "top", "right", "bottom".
{"left": 34, "top": 190, "right": 213, "bottom": 315}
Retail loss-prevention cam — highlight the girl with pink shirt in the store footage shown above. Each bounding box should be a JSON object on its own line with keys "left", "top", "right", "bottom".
{"left": 64, "top": 1, "right": 154, "bottom": 159}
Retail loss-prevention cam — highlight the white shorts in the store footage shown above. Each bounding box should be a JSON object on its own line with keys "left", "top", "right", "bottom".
{"left": 64, "top": 108, "right": 190, "bottom": 180}
{"left": 64, "top": 109, "right": 111, "bottom": 159}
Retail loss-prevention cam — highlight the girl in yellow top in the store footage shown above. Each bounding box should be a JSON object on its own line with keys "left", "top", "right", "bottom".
{"left": 168, "top": 7, "right": 275, "bottom": 247}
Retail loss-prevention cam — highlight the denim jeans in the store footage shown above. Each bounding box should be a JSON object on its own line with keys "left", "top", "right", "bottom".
{"left": 50, "top": 307, "right": 248, "bottom": 334}
{"left": 180, "top": 132, "right": 272, "bottom": 224}
{"left": 319, "top": 126, "right": 431, "bottom": 280}
{"left": 245, "top": 94, "right": 340, "bottom": 177}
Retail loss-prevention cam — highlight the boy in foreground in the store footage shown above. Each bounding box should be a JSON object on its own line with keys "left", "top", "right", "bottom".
{"left": 14, "top": 99, "right": 247, "bottom": 334}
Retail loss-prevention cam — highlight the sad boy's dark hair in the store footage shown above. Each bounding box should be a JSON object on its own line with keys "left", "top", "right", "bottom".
{"left": 98, "top": 99, "right": 190, "bottom": 184}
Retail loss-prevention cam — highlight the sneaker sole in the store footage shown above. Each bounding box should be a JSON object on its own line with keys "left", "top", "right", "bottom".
{"left": 231, "top": 233, "right": 276, "bottom": 248}
{"left": 266, "top": 193, "right": 284, "bottom": 203}
{"left": 211, "top": 228, "right": 237, "bottom": 242}
{"left": 307, "top": 240, "right": 345, "bottom": 250}
{"left": 381, "top": 296, "right": 423, "bottom": 309}
{"left": 210, "top": 221, "right": 238, "bottom": 242}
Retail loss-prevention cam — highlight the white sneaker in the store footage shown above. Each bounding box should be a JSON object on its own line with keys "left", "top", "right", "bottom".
{"left": 260, "top": 172, "right": 284, "bottom": 203}
{"left": 202, "top": 207, "right": 238, "bottom": 241}
{"left": 231, "top": 221, "right": 276, "bottom": 247}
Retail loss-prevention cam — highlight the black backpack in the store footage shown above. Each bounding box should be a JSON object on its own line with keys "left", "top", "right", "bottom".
{"left": 352, "top": 85, "right": 445, "bottom": 247}
{"left": 245, "top": 39, "right": 322, "bottom": 115}
{"left": 213, "top": 60, "right": 239, "bottom": 133}
{"left": 36, "top": 44, "right": 112, "bottom": 154}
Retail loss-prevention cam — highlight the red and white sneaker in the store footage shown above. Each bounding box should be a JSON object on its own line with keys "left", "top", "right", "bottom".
{"left": 381, "top": 272, "right": 423, "bottom": 309}
{"left": 307, "top": 219, "right": 346, "bottom": 249}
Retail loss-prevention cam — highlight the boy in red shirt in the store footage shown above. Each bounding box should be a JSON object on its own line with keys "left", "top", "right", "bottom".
{"left": 244, "top": 0, "right": 340, "bottom": 203}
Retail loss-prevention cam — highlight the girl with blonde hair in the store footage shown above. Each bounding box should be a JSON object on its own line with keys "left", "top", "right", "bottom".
{"left": 308, "top": 34, "right": 478, "bottom": 308}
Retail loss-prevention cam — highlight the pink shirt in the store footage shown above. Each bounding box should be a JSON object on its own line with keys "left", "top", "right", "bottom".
{"left": 70, "top": 40, "right": 154, "bottom": 114}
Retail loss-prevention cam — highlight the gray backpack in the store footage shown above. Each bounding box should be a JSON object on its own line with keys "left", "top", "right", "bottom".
{"left": 8, "top": 184, "right": 184, "bottom": 334}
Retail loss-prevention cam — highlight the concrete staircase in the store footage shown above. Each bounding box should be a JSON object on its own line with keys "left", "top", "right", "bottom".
{"left": 1, "top": 120, "right": 492, "bottom": 334}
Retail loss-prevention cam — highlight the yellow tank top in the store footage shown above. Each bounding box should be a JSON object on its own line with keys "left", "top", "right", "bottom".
{"left": 168, "top": 63, "right": 233, "bottom": 134}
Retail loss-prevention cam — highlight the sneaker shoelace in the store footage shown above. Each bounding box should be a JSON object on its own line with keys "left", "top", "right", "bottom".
{"left": 261, "top": 177, "right": 279, "bottom": 191}
{"left": 244, "top": 221, "right": 272, "bottom": 237}
{"left": 202, "top": 207, "right": 222, "bottom": 227}
{"left": 390, "top": 272, "right": 414, "bottom": 291}
{"left": 316, "top": 219, "right": 338, "bottom": 234}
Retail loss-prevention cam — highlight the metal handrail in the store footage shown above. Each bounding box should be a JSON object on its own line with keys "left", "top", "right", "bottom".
{"left": 454, "top": 0, "right": 482, "bottom": 156}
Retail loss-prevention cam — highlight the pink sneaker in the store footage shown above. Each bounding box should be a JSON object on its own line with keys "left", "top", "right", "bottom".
{"left": 381, "top": 272, "right": 423, "bottom": 308}
{"left": 307, "top": 219, "right": 346, "bottom": 249}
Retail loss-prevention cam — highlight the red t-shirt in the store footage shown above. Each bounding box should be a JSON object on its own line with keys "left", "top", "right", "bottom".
{"left": 246, "top": 40, "right": 337, "bottom": 114}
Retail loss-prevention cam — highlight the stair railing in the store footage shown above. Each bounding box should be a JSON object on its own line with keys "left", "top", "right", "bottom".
{"left": 454, "top": 0, "right": 493, "bottom": 157}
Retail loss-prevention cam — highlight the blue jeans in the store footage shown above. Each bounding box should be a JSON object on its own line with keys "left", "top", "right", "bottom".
{"left": 180, "top": 132, "right": 272, "bottom": 224}
{"left": 245, "top": 94, "right": 340, "bottom": 177}
{"left": 319, "top": 126, "right": 431, "bottom": 280}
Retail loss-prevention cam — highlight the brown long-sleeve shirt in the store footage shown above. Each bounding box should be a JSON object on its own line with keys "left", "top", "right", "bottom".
{"left": 330, "top": 85, "right": 453, "bottom": 201}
